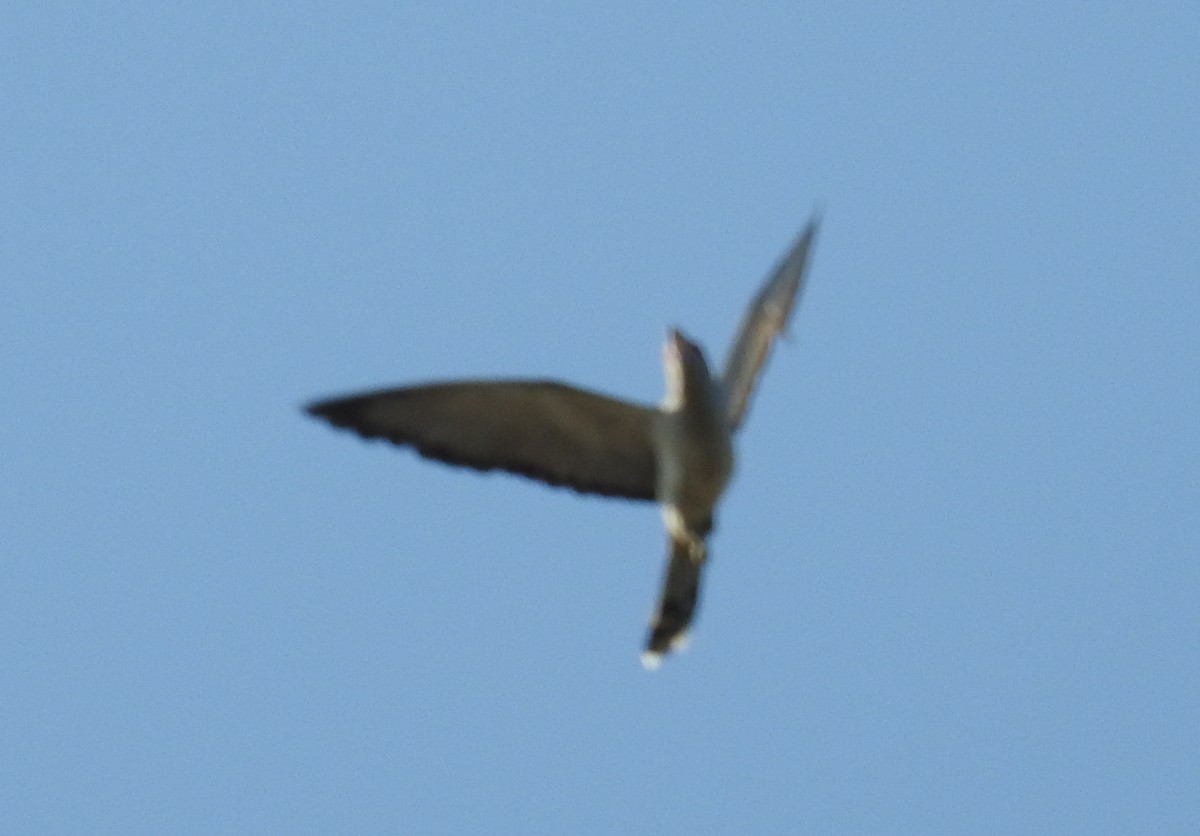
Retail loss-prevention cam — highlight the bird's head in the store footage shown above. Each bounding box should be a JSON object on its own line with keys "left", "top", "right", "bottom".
{"left": 662, "top": 327, "right": 716, "bottom": 410}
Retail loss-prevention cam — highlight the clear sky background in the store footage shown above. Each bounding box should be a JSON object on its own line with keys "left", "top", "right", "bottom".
{"left": 4, "top": 4, "right": 1197, "bottom": 833}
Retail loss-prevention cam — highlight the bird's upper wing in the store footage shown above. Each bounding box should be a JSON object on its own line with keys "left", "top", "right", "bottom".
{"left": 307, "top": 380, "right": 659, "bottom": 501}
{"left": 720, "top": 215, "right": 820, "bottom": 431}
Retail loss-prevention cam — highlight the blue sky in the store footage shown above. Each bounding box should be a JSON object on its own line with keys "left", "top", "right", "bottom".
{"left": 3, "top": 4, "right": 1197, "bottom": 833}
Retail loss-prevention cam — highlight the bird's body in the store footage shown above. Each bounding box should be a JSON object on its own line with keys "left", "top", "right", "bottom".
{"left": 654, "top": 329, "right": 734, "bottom": 544}
{"left": 307, "top": 216, "right": 820, "bottom": 667}
{"left": 642, "top": 332, "right": 735, "bottom": 668}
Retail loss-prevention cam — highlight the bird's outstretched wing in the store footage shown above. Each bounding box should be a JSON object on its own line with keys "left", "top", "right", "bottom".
{"left": 721, "top": 215, "right": 820, "bottom": 431}
{"left": 307, "top": 380, "right": 659, "bottom": 500}
{"left": 641, "top": 534, "right": 706, "bottom": 669}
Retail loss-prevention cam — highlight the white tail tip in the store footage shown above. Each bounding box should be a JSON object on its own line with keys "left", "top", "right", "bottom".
{"left": 640, "top": 632, "right": 690, "bottom": 671}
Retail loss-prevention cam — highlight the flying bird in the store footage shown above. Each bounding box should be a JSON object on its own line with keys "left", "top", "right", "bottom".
{"left": 306, "top": 216, "right": 820, "bottom": 668}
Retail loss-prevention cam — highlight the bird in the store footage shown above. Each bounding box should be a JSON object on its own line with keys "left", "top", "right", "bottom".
{"left": 306, "top": 216, "right": 820, "bottom": 668}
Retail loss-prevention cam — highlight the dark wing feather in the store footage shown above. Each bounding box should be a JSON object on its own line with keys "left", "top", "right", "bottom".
{"left": 306, "top": 380, "right": 658, "bottom": 501}
{"left": 721, "top": 215, "right": 820, "bottom": 431}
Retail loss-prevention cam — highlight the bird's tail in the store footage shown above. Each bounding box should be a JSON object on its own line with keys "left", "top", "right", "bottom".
{"left": 641, "top": 535, "right": 707, "bottom": 670}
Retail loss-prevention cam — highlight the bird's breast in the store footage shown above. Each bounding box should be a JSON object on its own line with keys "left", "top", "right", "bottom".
{"left": 653, "top": 411, "right": 734, "bottom": 521}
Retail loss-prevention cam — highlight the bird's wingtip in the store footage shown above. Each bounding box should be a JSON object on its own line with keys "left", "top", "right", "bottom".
{"left": 305, "top": 396, "right": 352, "bottom": 422}
{"left": 798, "top": 209, "right": 822, "bottom": 245}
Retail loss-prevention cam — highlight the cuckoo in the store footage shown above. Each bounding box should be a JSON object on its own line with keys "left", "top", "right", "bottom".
{"left": 307, "top": 216, "right": 820, "bottom": 668}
